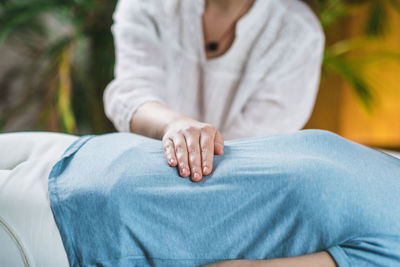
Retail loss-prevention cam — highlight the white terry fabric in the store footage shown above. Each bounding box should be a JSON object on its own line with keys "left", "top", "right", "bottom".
{"left": 0, "top": 132, "right": 75, "bottom": 267}
{"left": 104, "top": 0, "right": 325, "bottom": 140}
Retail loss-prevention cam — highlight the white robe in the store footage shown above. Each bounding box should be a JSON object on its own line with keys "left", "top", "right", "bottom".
{"left": 103, "top": 0, "right": 325, "bottom": 139}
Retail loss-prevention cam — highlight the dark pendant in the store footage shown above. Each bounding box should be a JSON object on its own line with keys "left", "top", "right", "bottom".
{"left": 206, "top": 41, "right": 219, "bottom": 52}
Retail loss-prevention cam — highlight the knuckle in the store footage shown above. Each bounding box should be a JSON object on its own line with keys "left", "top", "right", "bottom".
{"left": 185, "top": 126, "right": 198, "bottom": 135}
{"left": 200, "top": 137, "right": 211, "bottom": 148}
{"left": 191, "top": 166, "right": 199, "bottom": 172}
{"left": 201, "top": 146, "right": 208, "bottom": 153}
{"left": 163, "top": 143, "right": 173, "bottom": 151}
{"left": 175, "top": 144, "right": 185, "bottom": 153}
{"left": 188, "top": 145, "right": 199, "bottom": 154}
{"left": 188, "top": 126, "right": 197, "bottom": 132}
{"left": 162, "top": 140, "right": 170, "bottom": 148}
{"left": 201, "top": 125, "right": 214, "bottom": 132}
{"left": 178, "top": 161, "right": 187, "bottom": 168}
{"left": 204, "top": 158, "right": 212, "bottom": 165}
{"left": 163, "top": 134, "right": 175, "bottom": 142}
{"left": 189, "top": 154, "right": 199, "bottom": 163}
{"left": 176, "top": 151, "right": 187, "bottom": 160}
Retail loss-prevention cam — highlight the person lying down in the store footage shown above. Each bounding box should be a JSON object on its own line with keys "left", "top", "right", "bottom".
{"left": 0, "top": 130, "right": 399, "bottom": 267}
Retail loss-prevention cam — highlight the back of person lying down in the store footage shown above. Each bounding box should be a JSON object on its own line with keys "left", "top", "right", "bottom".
{"left": 1, "top": 130, "right": 397, "bottom": 266}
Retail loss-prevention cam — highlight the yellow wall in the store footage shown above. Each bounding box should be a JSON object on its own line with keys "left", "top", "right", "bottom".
{"left": 307, "top": 5, "right": 400, "bottom": 149}
{"left": 340, "top": 5, "right": 400, "bottom": 147}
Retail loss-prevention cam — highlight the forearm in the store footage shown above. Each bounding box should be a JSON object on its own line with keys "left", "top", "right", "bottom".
{"left": 130, "top": 101, "right": 192, "bottom": 140}
{"left": 205, "top": 251, "right": 337, "bottom": 267}
{"left": 252, "top": 251, "right": 337, "bottom": 267}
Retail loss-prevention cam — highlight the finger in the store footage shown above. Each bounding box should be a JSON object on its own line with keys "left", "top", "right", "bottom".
{"left": 162, "top": 137, "right": 177, "bottom": 167}
{"left": 200, "top": 128, "right": 215, "bottom": 176}
{"left": 184, "top": 129, "right": 202, "bottom": 182}
{"left": 214, "top": 130, "right": 224, "bottom": 155}
{"left": 172, "top": 133, "right": 190, "bottom": 178}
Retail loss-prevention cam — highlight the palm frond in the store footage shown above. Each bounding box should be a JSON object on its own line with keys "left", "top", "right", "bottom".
{"left": 324, "top": 51, "right": 374, "bottom": 111}
{"left": 0, "top": 1, "right": 73, "bottom": 42}
{"left": 365, "top": 0, "right": 388, "bottom": 36}
{"left": 318, "top": 0, "right": 350, "bottom": 28}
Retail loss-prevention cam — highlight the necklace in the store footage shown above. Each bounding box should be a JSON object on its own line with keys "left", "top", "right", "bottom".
{"left": 202, "top": 0, "right": 255, "bottom": 53}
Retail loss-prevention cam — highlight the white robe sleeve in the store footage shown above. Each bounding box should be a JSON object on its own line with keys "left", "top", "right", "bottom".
{"left": 222, "top": 7, "right": 325, "bottom": 140}
{"left": 103, "top": 0, "right": 166, "bottom": 132}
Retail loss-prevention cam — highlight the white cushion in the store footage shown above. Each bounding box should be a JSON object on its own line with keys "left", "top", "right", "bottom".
{"left": 0, "top": 132, "right": 76, "bottom": 267}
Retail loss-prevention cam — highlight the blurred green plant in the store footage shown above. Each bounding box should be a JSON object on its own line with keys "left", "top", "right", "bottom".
{"left": 319, "top": 0, "right": 400, "bottom": 110}
{"left": 0, "top": 0, "right": 399, "bottom": 133}
{"left": 0, "top": 0, "right": 116, "bottom": 134}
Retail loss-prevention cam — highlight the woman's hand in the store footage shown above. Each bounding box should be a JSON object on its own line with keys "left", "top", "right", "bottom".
{"left": 128, "top": 101, "right": 224, "bottom": 181}
{"left": 162, "top": 116, "right": 224, "bottom": 182}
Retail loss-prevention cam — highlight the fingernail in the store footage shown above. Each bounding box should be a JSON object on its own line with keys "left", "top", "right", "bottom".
{"left": 193, "top": 172, "right": 201, "bottom": 181}
{"left": 181, "top": 168, "right": 187, "bottom": 176}
{"left": 203, "top": 167, "right": 208, "bottom": 174}
{"left": 169, "top": 158, "right": 175, "bottom": 165}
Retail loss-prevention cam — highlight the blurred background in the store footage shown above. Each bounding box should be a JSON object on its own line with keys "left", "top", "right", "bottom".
{"left": 0, "top": 0, "right": 399, "bottom": 150}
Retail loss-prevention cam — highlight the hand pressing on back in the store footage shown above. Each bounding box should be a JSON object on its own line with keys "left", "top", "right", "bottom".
{"left": 129, "top": 101, "right": 225, "bottom": 182}
{"left": 162, "top": 117, "right": 224, "bottom": 182}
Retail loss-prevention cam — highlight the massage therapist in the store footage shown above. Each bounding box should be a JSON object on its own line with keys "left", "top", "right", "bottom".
{"left": 104, "top": 0, "right": 325, "bottom": 182}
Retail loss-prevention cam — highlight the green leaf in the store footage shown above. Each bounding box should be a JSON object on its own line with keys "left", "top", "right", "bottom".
{"left": 318, "top": 0, "right": 350, "bottom": 28}
{"left": 0, "top": 1, "right": 72, "bottom": 42}
{"left": 365, "top": 0, "right": 387, "bottom": 36}
{"left": 324, "top": 51, "right": 374, "bottom": 111}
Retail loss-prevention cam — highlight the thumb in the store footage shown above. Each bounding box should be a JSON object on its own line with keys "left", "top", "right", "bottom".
{"left": 214, "top": 131, "right": 224, "bottom": 155}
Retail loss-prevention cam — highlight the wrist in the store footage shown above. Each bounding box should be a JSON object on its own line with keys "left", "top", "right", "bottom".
{"left": 162, "top": 114, "right": 192, "bottom": 137}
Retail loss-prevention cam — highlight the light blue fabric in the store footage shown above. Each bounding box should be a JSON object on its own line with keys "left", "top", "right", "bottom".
{"left": 48, "top": 130, "right": 400, "bottom": 267}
